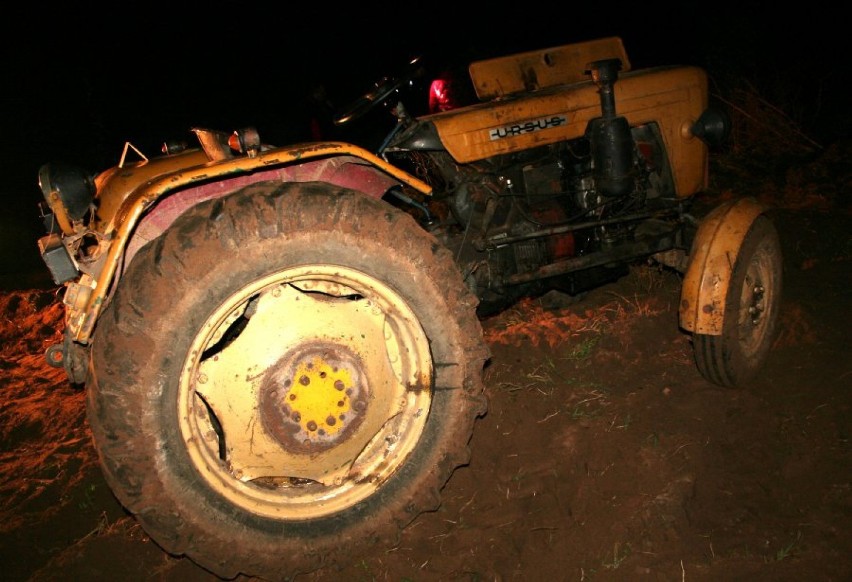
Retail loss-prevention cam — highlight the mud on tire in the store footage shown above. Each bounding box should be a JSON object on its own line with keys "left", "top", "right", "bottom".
{"left": 86, "top": 181, "right": 489, "bottom": 579}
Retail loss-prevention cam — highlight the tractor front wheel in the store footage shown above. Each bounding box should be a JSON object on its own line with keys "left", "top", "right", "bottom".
{"left": 693, "top": 216, "right": 783, "bottom": 387}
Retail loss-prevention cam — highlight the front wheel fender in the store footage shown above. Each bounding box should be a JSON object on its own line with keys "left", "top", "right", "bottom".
{"left": 679, "top": 197, "right": 770, "bottom": 334}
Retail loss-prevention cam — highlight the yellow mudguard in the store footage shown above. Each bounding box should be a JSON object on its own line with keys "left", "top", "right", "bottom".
{"left": 679, "top": 197, "right": 769, "bottom": 334}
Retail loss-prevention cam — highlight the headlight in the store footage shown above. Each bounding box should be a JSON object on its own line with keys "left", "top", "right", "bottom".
{"left": 38, "top": 162, "right": 95, "bottom": 234}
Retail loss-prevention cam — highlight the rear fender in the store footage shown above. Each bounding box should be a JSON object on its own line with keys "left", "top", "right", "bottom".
{"left": 69, "top": 145, "right": 429, "bottom": 344}
{"left": 124, "top": 155, "right": 402, "bottom": 267}
{"left": 679, "top": 197, "right": 769, "bottom": 334}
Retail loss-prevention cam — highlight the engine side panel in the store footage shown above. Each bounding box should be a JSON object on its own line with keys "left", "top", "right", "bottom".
{"left": 428, "top": 66, "right": 709, "bottom": 198}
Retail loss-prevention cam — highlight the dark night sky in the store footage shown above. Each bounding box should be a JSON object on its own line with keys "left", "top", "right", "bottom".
{"left": 2, "top": 2, "right": 848, "bottom": 281}
{"left": 4, "top": 3, "right": 847, "bottom": 183}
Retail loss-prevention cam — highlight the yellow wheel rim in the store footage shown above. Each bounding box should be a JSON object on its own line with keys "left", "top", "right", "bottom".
{"left": 178, "top": 265, "right": 432, "bottom": 519}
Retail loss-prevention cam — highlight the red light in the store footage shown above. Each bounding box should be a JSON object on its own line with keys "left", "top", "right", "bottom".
{"left": 429, "top": 78, "right": 456, "bottom": 113}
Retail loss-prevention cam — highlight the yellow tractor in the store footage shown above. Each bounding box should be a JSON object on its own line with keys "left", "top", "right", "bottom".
{"left": 36, "top": 37, "right": 781, "bottom": 579}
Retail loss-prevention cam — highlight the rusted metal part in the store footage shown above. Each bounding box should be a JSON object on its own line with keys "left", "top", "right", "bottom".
{"left": 679, "top": 197, "right": 768, "bottom": 334}
{"left": 259, "top": 343, "right": 368, "bottom": 455}
{"left": 512, "top": 237, "right": 673, "bottom": 285}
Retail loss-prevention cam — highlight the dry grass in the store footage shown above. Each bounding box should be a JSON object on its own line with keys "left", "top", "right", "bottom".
{"left": 483, "top": 265, "right": 672, "bottom": 351}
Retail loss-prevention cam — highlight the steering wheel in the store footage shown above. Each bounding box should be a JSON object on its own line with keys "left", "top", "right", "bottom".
{"left": 333, "top": 56, "right": 425, "bottom": 126}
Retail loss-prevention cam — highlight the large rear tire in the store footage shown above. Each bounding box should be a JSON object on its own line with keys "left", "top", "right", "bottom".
{"left": 87, "top": 181, "right": 488, "bottom": 580}
{"left": 693, "top": 215, "right": 783, "bottom": 387}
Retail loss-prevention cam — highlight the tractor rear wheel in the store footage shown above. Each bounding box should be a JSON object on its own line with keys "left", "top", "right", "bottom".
{"left": 87, "top": 181, "right": 488, "bottom": 579}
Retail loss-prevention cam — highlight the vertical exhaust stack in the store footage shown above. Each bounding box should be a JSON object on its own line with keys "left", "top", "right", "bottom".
{"left": 586, "top": 58, "right": 635, "bottom": 198}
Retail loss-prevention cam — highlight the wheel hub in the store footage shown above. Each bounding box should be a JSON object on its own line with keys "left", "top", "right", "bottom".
{"left": 738, "top": 245, "right": 776, "bottom": 355}
{"left": 747, "top": 284, "right": 765, "bottom": 324}
{"left": 260, "top": 343, "right": 368, "bottom": 454}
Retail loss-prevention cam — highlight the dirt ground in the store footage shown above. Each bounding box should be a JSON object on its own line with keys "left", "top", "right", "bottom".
{"left": 1, "top": 141, "right": 850, "bottom": 582}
